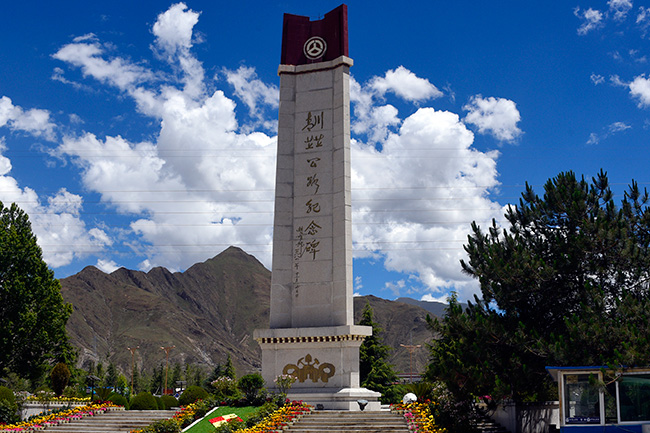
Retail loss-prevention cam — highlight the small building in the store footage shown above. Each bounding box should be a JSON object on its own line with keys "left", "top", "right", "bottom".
{"left": 547, "top": 366, "right": 650, "bottom": 433}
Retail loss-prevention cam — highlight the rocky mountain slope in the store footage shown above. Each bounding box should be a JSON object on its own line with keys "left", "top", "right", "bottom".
{"left": 60, "top": 247, "right": 439, "bottom": 378}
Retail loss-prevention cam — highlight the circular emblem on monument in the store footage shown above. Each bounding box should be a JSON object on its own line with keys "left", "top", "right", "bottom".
{"left": 303, "top": 36, "right": 327, "bottom": 60}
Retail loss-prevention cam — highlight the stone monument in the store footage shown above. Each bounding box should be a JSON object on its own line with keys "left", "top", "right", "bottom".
{"left": 254, "top": 5, "right": 381, "bottom": 410}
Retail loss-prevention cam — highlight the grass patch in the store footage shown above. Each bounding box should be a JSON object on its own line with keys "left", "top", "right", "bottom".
{"left": 184, "top": 406, "right": 258, "bottom": 433}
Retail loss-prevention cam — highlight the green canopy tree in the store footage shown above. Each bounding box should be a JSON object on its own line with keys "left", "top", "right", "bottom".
{"left": 427, "top": 171, "right": 650, "bottom": 402}
{"left": 0, "top": 202, "right": 75, "bottom": 382}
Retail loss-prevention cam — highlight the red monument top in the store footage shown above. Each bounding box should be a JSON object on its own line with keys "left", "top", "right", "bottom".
{"left": 281, "top": 4, "right": 348, "bottom": 66}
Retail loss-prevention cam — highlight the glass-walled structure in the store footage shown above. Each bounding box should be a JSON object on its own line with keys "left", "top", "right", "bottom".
{"left": 548, "top": 367, "right": 650, "bottom": 433}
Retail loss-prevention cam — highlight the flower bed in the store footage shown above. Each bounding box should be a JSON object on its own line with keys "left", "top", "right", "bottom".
{"left": 238, "top": 400, "right": 312, "bottom": 433}
{"left": 128, "top": 401, "right": 203, "bottom": 433}
{"left": 25, "top": 396, "right": 91, "bottom": 404}
{"left": 0, "top": 402, "right": 119, "bottom": 432}
{"left": 391, "top": 401, "right": 446, "bottom": 433}
{"left": 129, "top": 400, "right": 312, "bottom": 433}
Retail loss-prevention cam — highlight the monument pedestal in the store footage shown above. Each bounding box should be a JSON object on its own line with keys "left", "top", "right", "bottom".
{"left": 254, "top": 325, "right": 381, "bottom": 410}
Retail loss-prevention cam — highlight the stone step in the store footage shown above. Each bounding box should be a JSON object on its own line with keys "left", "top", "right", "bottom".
{"left": 41, "top": 409, "right": 177, "bottom": 433}
{"left": 285, "top": 410, "right": 409, "bottom": 433}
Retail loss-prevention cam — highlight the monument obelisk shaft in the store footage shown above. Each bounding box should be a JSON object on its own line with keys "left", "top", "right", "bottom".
{"left": 255, "top": 5, "right": 380, "bottom": 410}
{"left": 271, "top": 9, "right": 353, "bottom": 330}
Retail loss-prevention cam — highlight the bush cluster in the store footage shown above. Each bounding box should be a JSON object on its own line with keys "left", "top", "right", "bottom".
{"left": 178, "top": 385, "right": 209, "bottom": 406}
{"left": 0, "top": 386, "right": 18, "bottom": 424}
{"left": 160, "top": 395, "right": 178, "bottom": 409}
{"left": 130, "top": 391, "right": 159, "bottom": 410}
{"left": 108, "top": 392, "right": 129, "bottom": 409}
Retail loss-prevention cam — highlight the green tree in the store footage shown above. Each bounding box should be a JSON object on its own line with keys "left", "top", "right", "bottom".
{"left": 223, "top": 354, "right": 236, "bottom": 379}
{"left": 50, "top": 363, "right": 71, "bottom": 396}
{"left": 96, "top": 363, "right": 105, "bottom": 386}
{"left": 170, "top": 362, "right": 182, "bottom": 387}
{"left": 132, "top": 367, "right": 142, "bottom": 394}
{"left": 150, "top": 364, "right": 164, "bottom": 394}
{"left": 428, "top": 171, "right": 650, "bottom": 402}
{"left": 105, "top": 362, "right": 119, "bottom": 389}
{"left": 0, "top": 202, "right": 75, "bottom": 382}
{"left": 358, "top": 301, "right": 399, "bottom": 402}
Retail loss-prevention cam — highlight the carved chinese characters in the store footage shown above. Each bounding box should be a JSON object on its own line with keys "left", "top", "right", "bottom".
{"left": 292, "top": 109, "right": 333, "bottom": 297}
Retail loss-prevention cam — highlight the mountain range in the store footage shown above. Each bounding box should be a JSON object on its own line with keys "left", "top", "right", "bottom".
{"left": 60, "top": 247, "right": 442, "bottom": 380}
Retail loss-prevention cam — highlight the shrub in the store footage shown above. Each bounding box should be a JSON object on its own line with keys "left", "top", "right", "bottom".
{"left": 108, "top": 392, "right": 129, "bottom": 408}
{"left": 141, "top": 418, "right": 181, "bottom": 432}
{"left": 178, "top": 385, "right": 208, "bottom": 406}
{"left": 0, "top": 386, "right": 17, "bottom": 424}
{"left": 94, "top": 386, "right": 113, "bottom": 402}
{"left": 160, "top": 395, "right": 178, "bottom": 409}
{"left": 0, "top": 386, "right": 15, "bottom": 405}
{"left": 214, "top": 419, "right": 245, "bottom": 433}
{"left": 245, "top": 400, "right": 280, "bottom": 427}
{"left": 62, "top": 385, "right": 79, "bottom": 398}
{"left": 211, "top": 376, "right": 239, "bottom": 402}
{"left": 428, "top": 380, "right": 482, "bottom": 433}
{"left": 382, "top": 384, "right": 408, "bottom": 404}
{"left": 130, "top": 391, "right": 158, "bottom": 410}
{"left": 50, "top": 363, "right": 71, "bottom": 396}
{"left": 237, "top": 373, "right": 265, "bottom": 404}
{"left": 405, "top": 381, "right": 434, "bottom": 401}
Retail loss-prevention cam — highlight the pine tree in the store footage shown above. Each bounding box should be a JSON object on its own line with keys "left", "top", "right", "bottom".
{"left": 223, "top": 354, "right": 236, "bottom": 379}
{"left": 105, "top": 362, "right": 118, "bottom": 389}
{"left": 358, "top": 302, "right": 398, "bottom": 399}
{"left": 428, "top": 171, "right": 650, "bottom": 402}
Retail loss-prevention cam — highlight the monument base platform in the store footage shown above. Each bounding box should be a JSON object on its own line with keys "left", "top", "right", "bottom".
{"left": 287, "top": 387, "right": 382, "bottom": 411}
{"left": 254, "top": 325, "right": 377, "bottom": 410}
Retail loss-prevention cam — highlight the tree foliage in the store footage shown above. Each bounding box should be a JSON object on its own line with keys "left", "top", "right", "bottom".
{"left": 50, "top": 363, "right": 71, "bottom": 396}
{"left": 358, "top": 301, "right": 401, "bottom": 402}
{"left": 0, "top": 202, "right": 75, "bottom": 382}
{"left": 428, "top": 171, "right": 650, "bottom": 402}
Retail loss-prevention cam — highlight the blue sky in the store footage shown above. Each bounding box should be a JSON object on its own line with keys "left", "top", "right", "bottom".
{"left": 1, "top": 0, "right": 650, "bottom": 303}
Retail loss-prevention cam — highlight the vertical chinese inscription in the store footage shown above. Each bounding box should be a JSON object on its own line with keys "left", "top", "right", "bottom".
{"left": 293, "top": 109, "right": 331, "bottom": 297}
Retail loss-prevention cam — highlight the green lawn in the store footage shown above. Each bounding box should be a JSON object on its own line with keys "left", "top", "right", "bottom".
{"left": 184, "top": 406, "right": 258, "bottom": 433}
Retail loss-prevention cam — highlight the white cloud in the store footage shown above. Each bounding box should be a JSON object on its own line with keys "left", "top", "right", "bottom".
{"left": 354, "top": 276, "right": 363, "bottom": 292}
{"left": 629, "top": 75, "right": 650, "bottom": 107}
{"left": 587, "top": 132, "right": 600, "bottom": 145}
{"left": 351, "top": 76, "right": 506, "bottom": 299}
{"left": 609, "top": 121, "right": 631, "bottom": 132}
{"left": 463, "top": 95, "right": 522, "bottom": 141}
{"left": 53, "top": 42, "right": 154, "bottom": 91}
{"left": 384, "top": 280, "right": 406, "bottom": 297}
{"left": 223, "top": 66, "right": 279, "bottom": 130}
{"left": 587, "top": 121, "right": 631, "bottom": 145}
{"left": 96, "top": 258, "right": 120, "bottom": 273}
{"left": 369, "top": 66, "right": 443, "bottom": 102}
{"left": 608, "top": 0, "right": 633, "bottom": 21}
{"left": 575, "top": 7, "right": 604, "bottom": 35}
{"left": 421, "top": 293, "right": 450, "bottom": 304}
{"left": 0, "top": 140, "right": 111, "bottom": 267}
{"left": 151, "top": 3, "right": 200, "bottom": 59}
{"left": 0, "top": 96, "right": 57, "bottom": 140}
{"left": 53, "top": 4, "right": 277, "bottom": 272}
{"left": 591, "top": 73, "right": 605, "bottom": 85}
{"left": 350, "top": 66, "right": 443, "bottom": 144}
{"left": 638, "top": 7, "right": 650, "bottom": 35}
{"left": 350, "top": 77, "right": 401, "bottom": 143}
{"left": 15, "top": 4, "right": 507, "bottom": 302}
